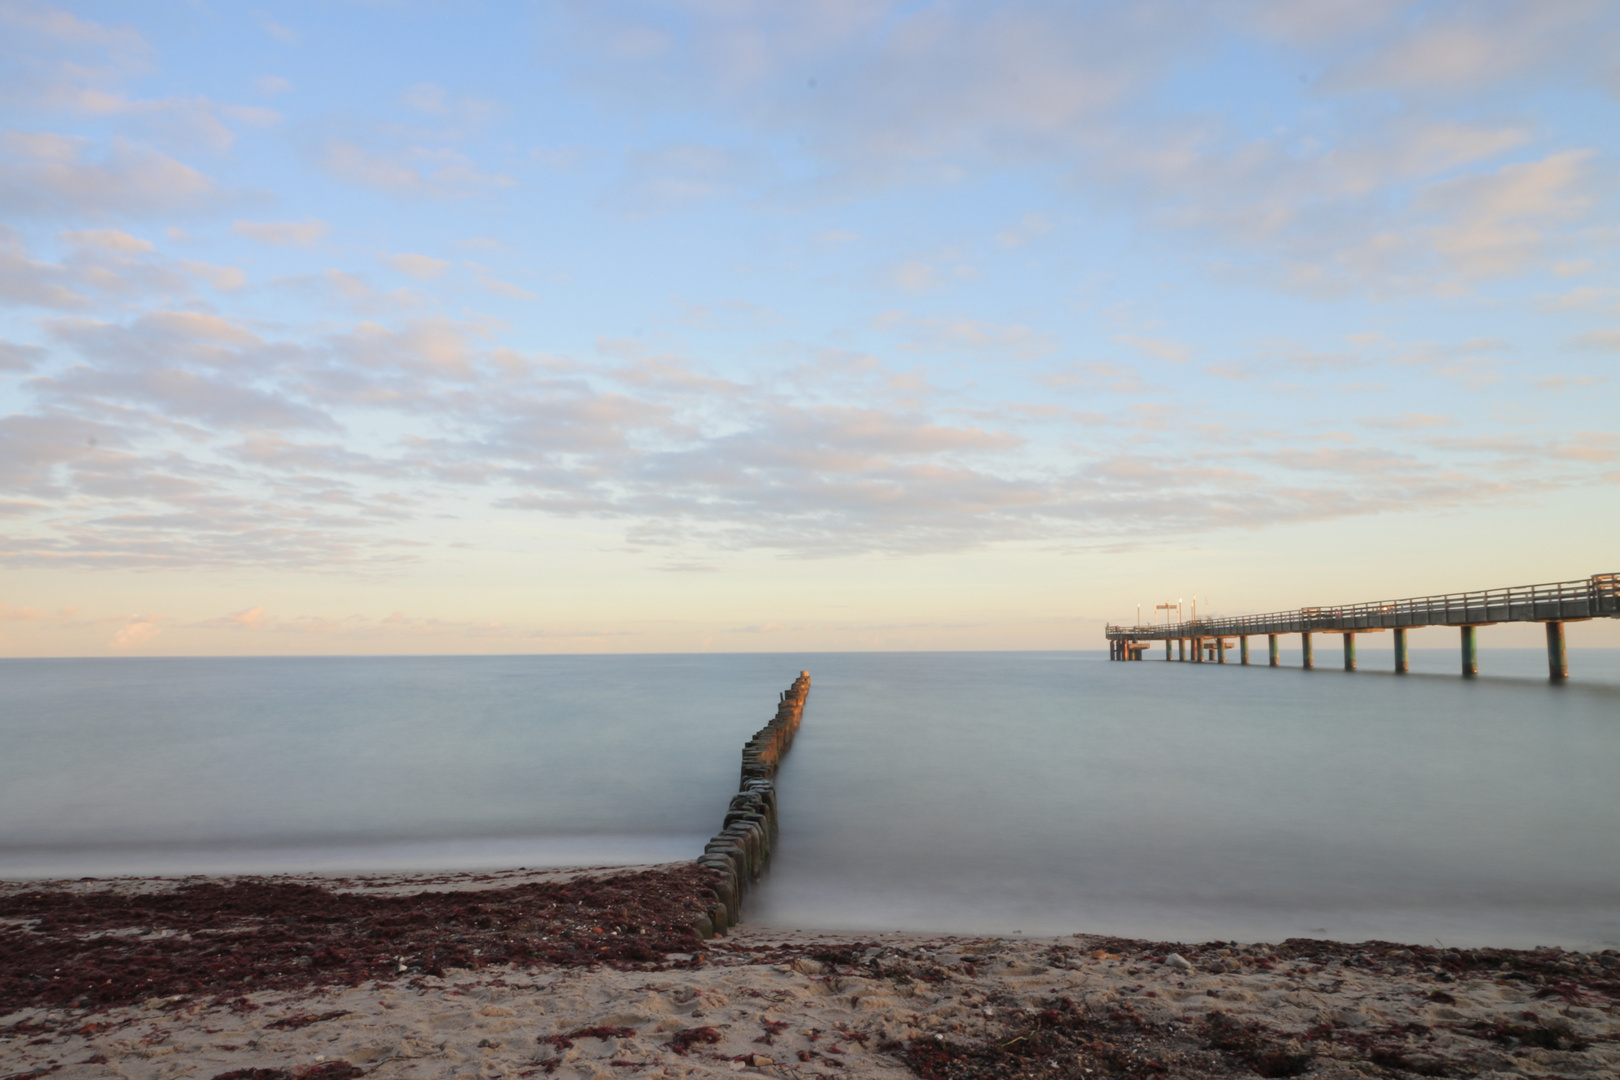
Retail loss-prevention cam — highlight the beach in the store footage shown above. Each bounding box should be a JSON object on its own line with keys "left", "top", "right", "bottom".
{"left": 4, "top": 865, "right": 1618, "bottom": 1080}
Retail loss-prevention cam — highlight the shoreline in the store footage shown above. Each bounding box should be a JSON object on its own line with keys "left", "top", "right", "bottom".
{"left": 4, "top": 866, "right": 1618, "bottom": 1079}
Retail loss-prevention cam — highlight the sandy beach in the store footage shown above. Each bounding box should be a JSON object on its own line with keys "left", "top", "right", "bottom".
{"left": 4, "top": 865, "right": 1618, "bottom": 1080}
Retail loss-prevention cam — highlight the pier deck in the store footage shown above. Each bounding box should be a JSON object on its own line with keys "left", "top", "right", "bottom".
{"left": 1105, "top": 573, "right": 1618, "bottom": 678}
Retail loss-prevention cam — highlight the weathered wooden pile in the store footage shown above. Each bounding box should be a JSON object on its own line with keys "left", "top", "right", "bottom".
{"left": 692, "top": 670, "right": 809, "bottom": 939}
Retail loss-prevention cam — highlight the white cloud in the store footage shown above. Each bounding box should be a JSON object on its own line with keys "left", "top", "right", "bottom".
{"left": 1568, "top": 330, "right": 1620, "bottom": 352}
{"left": 321, "top": 141, "right": 514, "bottom": 198}
{"left": 0, "top": 131, "right": 219, "bottom": 217}
{"left": 232, "top": 219, "right": 329, "bottom": 246}
{"left": 476, "top": 275, "right": 538, "bottom": 301}
{"left": 388, "top": 252, "right": 450, "bottom": 279}
{"left": 110, "top": 616, "right": 162, "bottom": 648}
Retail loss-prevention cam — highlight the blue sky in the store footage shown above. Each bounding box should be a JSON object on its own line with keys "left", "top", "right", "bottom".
{"left": 2, "top": 0, "right": 1618, "bottom": 655}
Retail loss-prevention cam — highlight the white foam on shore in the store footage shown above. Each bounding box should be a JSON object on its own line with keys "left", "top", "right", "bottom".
{"left": 0, "top": 833, "right": 707, "bottom": 881}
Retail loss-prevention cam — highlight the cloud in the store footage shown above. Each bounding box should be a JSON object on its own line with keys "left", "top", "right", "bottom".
{"left": 995, "top": 212, "right": 1056, "bottom": 248}
{"left": 388, "top": 252, "right": 449, "bottom": 279}
{"left": 233, "top": 219, "right": 329, "bottom": 246}
{"left": 609, "top": 142, "right": 758, "bottom": 214}
{"left": 0, "top": 131, "right": 219, "bottom": 217}
{"left": 1114, "top": 334, "right": 1191, "bottom": 365}
{"left": 256, "top": 76, "right": 292, "bottom": 96}
{"left": 0, "top": 340, "right": 45, "bottom": 370}
{"left": 110, "top": 615, "right": 162, "bottom": 648}
{"left": 262, "top": 19, "right": 298, "bottom": 44}
{"left": 1418, "top": 150, "right": 1598, "bottom": 278}
{"left": 1533, "top": 374, "right": 1608, "bottom": 391}
{"left": 321, "top": 140, "right": 514, "bottom": 198}
{"left": 1567, "top": 330, "right": 1620, "bottom": 352}
{"left": 475, "top": 275, "right": 538, "bottom": 301}
{"left": 1359, "top": 413, "right": 1452, "bottom": 431}
{"left": 879, "top": 312, "right": 1056, "bottom": 359}
{"left": 1040, "top": 362, "right": 1154, "bottom": 394}
{"left": 1319, "top": 1, "right": 1619, "bottom": 96}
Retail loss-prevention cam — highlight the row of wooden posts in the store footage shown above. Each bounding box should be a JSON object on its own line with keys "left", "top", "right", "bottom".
{"left": 1110, "top": 623, "right": 1573, "bottom": 679}
{"left": 691, "top": 670, "right": 810, "bottom": 939}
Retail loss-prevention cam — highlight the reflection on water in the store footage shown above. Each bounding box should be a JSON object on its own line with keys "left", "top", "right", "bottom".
{"left": 3, "top": 649, "right": 1617, "bottom": 948}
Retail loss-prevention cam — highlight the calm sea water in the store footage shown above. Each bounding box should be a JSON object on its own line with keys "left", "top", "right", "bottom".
{"left": 3, "top": 650, "right": 1617, "bottom": 949}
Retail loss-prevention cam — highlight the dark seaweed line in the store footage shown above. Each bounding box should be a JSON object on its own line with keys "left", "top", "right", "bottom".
{"left": 691, "top": 670, "right": 810, "bottom": 938}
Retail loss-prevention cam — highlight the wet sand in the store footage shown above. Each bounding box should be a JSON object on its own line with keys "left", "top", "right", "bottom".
{"left": 4, "top": 866, "right": 1618, "bottom": 1079}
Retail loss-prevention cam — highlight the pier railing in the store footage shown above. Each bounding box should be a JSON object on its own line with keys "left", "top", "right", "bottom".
{"left": 1107, "top": 574, "right": 1618, "bottom": 641}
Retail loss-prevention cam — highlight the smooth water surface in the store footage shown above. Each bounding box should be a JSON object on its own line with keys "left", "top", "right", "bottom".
{"left": 3, "top": 649, "right": 1617, "bottom": 948}
{"left": 752, "top": 649, "right": 1620, "bottom": 949}
{"left": 0, "top": 654, "right": 792, "bottom": 877}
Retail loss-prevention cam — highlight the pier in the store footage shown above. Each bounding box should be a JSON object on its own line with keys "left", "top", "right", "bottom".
{"left": 1106, "top": 574, "right": 1619, "bottom": 680}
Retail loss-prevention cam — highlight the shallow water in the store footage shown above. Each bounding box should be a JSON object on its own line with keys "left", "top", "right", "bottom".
{"left": 752, "top": 649, "right": 1620, "bottom": 950}
{"left": 3, "top": 649, "right": 1617, "bottom": 948}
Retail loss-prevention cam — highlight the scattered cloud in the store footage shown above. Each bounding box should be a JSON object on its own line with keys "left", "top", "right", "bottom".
{"left": 995, "top": 213, "right": 1056, "bottom": 248}
{"left": 1567, "top": 329, "right": 1620, "bottom": 352}
{"left": 110, "top": 615, "right": 162, "bottom": 648}
{"left": 232, "top": 219, "right": 329, "bottom": 246}
{"left": 388, "top": 252, "right": 449, "bottom": 280}
{"left": 321, "top": 140, "right": 514, "bottom": 198}
{"left": 0, "top": 131, "right": 220, "bottom": 217}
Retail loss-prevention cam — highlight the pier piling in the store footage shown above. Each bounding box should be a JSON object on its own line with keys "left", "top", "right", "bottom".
{"left": 1105, "top": 573, "right": 1618, "bottom": 682}
{"left": 1546, "top": 621, "right": 1568, "bottom": 680}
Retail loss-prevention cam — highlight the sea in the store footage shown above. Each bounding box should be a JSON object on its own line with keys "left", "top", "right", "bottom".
{"left": 3, "top": 649, "right": 1618, "bottom": 950}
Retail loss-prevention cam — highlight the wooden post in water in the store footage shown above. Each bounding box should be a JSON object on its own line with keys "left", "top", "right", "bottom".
{"left": 1461, "top": 625, "right": 1478, "bottom": 676}
{"left": 1268, "top": 633, "right": 1279, "bottom": 666}
{"left": 1546, "top": 622, "right": 1567, "bottom": 680}
{"left": 1301, "top": 632, "right": 1314, "bottom": 669}
{"left": 1394, "top": 627, "right": 1409, "bottom": 673}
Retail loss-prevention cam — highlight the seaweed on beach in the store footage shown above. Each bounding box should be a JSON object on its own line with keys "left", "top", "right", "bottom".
{"left": 888, "top": 996, "right": 1220, "bottom": 1080}
{"left": 0, "top": 865, "right": 723, "bottom": 1013}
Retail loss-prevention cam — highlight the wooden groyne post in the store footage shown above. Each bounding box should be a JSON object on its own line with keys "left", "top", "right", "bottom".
{"left": 1107, "top": 573, "right": 1619, "bottom": 681}
{"left": 692, "top": 670, "right": 810, "bottom": 939}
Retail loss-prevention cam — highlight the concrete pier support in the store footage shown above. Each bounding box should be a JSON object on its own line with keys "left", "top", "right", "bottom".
{"left": 1194, "top": 636, "right": 1204, "bottom": 663}
{"left": 1178, "top": 637, "right": 1185, "bottom": 661}
{"left": 1546, "top": 621, "right": 1567, "bottom": 680}
{"left": 1301, "top": 632, "right": 1314, "bottom": 669}
{"left": 1343, "top": 632, "right": 1356, "bottom": 671}
{"left": 1165, "top": 638, "right": 1172, "bottom": 661}
{"left": 1394, "top": 627, "right": 1409, "bottom": 673}
{"left": 1217, "top": 637, "right": 1226, "bottom": 663}
{"left": 1240, "top": 636, "right": 1250, "bottom": 665}
{"left": 1268, "top": 634, "right": 1279, "bottom": 666}
{"left": 1461, "top": 625, "right": 1478, "bottom": 676}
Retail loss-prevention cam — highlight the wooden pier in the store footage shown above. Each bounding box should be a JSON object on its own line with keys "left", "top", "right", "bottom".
{"left": 1106, "top": 573, "right": 1619, "bottom": 680}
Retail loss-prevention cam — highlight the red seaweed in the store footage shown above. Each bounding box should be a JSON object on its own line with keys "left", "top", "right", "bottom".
{"left": 0, "top": 865, "right": 722, "bottom": 1013}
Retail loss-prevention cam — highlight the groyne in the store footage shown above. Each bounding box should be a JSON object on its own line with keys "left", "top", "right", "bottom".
{"left": 692, "top": 670, "right": 809, "bottom": 939}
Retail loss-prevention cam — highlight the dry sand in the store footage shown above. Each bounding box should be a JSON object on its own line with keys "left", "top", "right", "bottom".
{"left": 4, "top": 867, "right": 1618, "bottom": 1079}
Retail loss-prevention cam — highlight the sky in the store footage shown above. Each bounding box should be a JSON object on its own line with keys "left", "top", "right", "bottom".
{"left": 2, "top": 0, "right": 1619, "bottom": 657}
